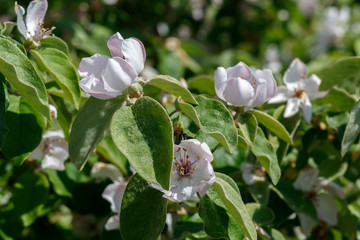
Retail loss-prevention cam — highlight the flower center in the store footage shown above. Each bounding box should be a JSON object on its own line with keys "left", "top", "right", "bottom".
{"left": 294, "top": 88, "right": 306, "bottom": 98}
{"left": 172, "top": 147, "right": 199, "bottom": 176}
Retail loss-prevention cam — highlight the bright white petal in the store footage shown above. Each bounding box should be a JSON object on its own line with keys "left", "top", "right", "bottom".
{"left": 254, "top": 69, "right": 277, "bottom": 101}
{"left": 43, "top": 130, "right": 64, "bottom": 139}
{"left": 315, "top": 194, "right": 338, "bottom": 226}
{"left": 226, "top": 62, "right": 252, "bottom": 80}
{"left": 41, "top": 154, "right": 66, "bottom": 171}
{"left": 104, "top": 215, "right": 120, "bottom": 231}
{"left": 14, "top": 3, "right": 27, "bottom": 38}
{"left": 101, "top": 57, "right": 138, "bottom": 93}
{"left": 178, "top": 139, "right": 213, "bottom": 162}
{"left": 302, "top": 95, "right": 312, "bottom": 124}
{"left": 25, "top": 0, "right": 48, "bottom": 38}
{"left": 107, "top": 32, "right": 124, "bottom": 58}
{"left": 78, "top": 54, "right": 110, "bottom": 79}
{"left": 305, "top": 75, "right": 328, "bottom": 100}
{"left": 268, "top": 86, "right": 292, "bottom": 104}
{"left": 284, "top": 98, "right": 301, "bottom": 118}
{"left": 284, "top": 58, "right": 307, "bottom": 86}
{"left": 122, "top": 37, "right": 146, "bottom": 75}
{"left": 223, "top": 78, "right": 255, "bottom": 106}
{"left": 91, "top": 162, "right": 123, "bottom": 183}
{"left": 293, "top": 168, "right": 319, "bottom": 193}
{"left": 49, "top": 104, "right": 57, "bottom": 119}
{"left": 79, "top": 75, "right": 118, "bottom": 100}
{"left": 102, "top": 183, "right": 127, "bottom": 213}
{"left": 191, "top": 159, "right": 215, "bottom": 196}
{"left": 214, "top": 67, "right": 228, "bottom": 101}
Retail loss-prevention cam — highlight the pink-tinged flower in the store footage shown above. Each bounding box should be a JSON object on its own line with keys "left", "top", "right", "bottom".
{"left": 151, "top": 139, "right": 215, "bottom": 203}
{"left": 268, "top": 58, "right": 328, "bottom": 123}
{"left": 214, "top": 62, "right": 277, "bottom": 110}
{"left": 29, "top": 130, "right": 68, "bottom": 171}
{"left": 14, "top": 0, "right": 54, "bottom": 42}
{"left": 293, "top": 168, "right": 345, "bottom": 237}
{"left": 91, "top": 162, "right": 126, "bottom": 231}
{"left": 240, "top": 162, "right": 265, "bottom": 185}
{"left": 78, "top": 32, "right": 146, "bottom": 100}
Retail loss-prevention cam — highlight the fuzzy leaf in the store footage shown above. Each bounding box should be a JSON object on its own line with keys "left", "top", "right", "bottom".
{"left": 341, "top": 100, "right": 360, "bottom": 157}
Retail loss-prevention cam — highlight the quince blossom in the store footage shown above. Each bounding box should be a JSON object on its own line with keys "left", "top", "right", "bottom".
{"left": 214, "top": 62, "right": 277, "bottom": 110}
{"left": 91, "top": 162, "right": 126, "bottom": 230}
{"left": 240, "top": 162, "right": 265, "bottom": 185}
{"left": 29, "top": 130, "right": 68, "bottom": 171}
{"left": 14, "top": 0, "right": 54, "bottom": 43}
{"left": 293, "top": 168, "right": 345, "bottom": 237}
{"left": 152, "top": 139, "right": 215, "bottom": 203}
{"left": 78, "top": 32, "right": 146, "bottom": 100}
{"left": 268, "top": 58, "right": 328, "bottom": 123}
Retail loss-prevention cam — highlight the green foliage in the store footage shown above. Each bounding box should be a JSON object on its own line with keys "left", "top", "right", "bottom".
{"left": 0, "top": 38, "right": 49, "bottom": 118}
{"left": 111, "top": 97, "right": 173, "bottom": 189}
{"left": 187, "top": 75, "right": 216, "bottom": 95}
{"left": 238, "top": 112, "right": 258, "bottom": 144}
{"left": 341, "top": 100, "right": 360, "bottom": 157}
{"left": 0, "top": 75, "right": 9, "bottom": 146}
{"left": 69, "top": 96, "right": 124, "bottom": 170}
{"left": 120, "top": 174, "right": 167, "bottom": 240}
{"left": 177, "top": 96, "right": 238, "bottom": 152}
{"left": 39, "top": 37, "right": 70, "bottom": 56}
{"left": 2, "top": 95, "right": 47, "bottom": 164}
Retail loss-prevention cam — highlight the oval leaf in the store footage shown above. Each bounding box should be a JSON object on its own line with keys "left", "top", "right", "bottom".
{"left": 0, "top": 38, "right": 49, "bottom": 118}
{"left": 212, "top": 177, "right": 257, "bottom": 240}
{"left": 69, "top": 96, "right": 124, "bottom": 170}
{"left": 120, "top": 174, "right": 167, "bottom": 240}
{"left": 177, "top": 96, "right": 238, "bottom": 153}
{"left": 238, "top": 112, "right": 258, "bottom": 144}
{"left": 40, "top": 37, "right": 70, "bottom": 56}
{"left": 31, "top": 48, "right": 81, "bottom": 109}
{"left": 2, "top": 95, "right": 47, "bottom": 164}
{"left": 111, "top": 96, "right": 173, "bottom": 189}
{"left": 187, "top": 75, "right": 216, "bottom": 95}
{"left": 320, "top": 57, "right": 360, "bottom": 90}
{"left": 0, "top": 75, "right": 9, "bottom": 146}
{"left": 251, "top": 109, "right": 293, "bottom": 144}
{"left": 341, "top": 100, "right": 360, "bottom": 157}
{"left": 146, "top": 75, "right": 197, "bottom": 104}
{"left": 249, "top": 128, "right": 281, "bottom": 185}
{"left": 245, "top": 203, "right": 275, "bottom": 226}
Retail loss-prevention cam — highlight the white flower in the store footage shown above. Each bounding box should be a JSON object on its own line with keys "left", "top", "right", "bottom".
{"left": 293, "top": 168, "right": 345, "bottom": 237}
{"left": 78, "top": 32, "right": 146, "bottom": 100}
{"left": 29, "top": 130, "right": 68, "bottom": 171}
{"left": 265, "top": 44, "right": 282, "bottom": 74}
{"left": 49, "top": 104, "right": 57, "bottom": 119}
{"left": 91, "top": 162, "right": 126, "bottom": 231}
{"left": 14, "top": 0, "right": 54, "bottom": 42}
{"left": 214, "top": 62, "right": 277, "bottom": 110}
{"left": 151, "top": 139, "right": 215, "bottom": 203}
{"left": 240, "top": 162, "right": 265, "bottom": 185}
{"left": 268, "top": 58, "right": 328, "bottom": 123}
{"left": 296, "top": 0, "right": 318, "bottom": 17}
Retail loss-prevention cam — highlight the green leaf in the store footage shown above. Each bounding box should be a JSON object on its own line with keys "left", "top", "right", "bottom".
{"left": 13, "top": 172, "right": 49, "bottom": 227}
{"left": 96, "top": 135, "right": 128, "bottom": 175}
{"left": 187, "top": 75, "right": 216, "bottom": 95}
{"left": 120, "top": 174, "right": 167, "bottom": 240}
{"left": 39, "top": 37, "right": 70, "bottom": 56}
{"left": 158, "top": 50, "right": 184, "bottom": 79}
{"left": 320, "top": 57, "right": 360, "bottom": 90}
{"left": 237, "top": 134, "right": 249, "bottom": 150}
{"left": 199, "top": 187, "right": 245, "bottom": 240}
{"left": 0, "top": 75, "right": 9, "bottom": 146}
{"left": 251, "top": 109, "right": 293, "bottom": 144}
{"left": 2, "top": 95, "right": 47, "bottom": 164}
{"left": 0, "top": 38, "right": 49, "bottom": 118}
{"left": 0, "top": 35, "right": 26, "bottom": 54}
{"left": 248, "top": 182, "right": 270, "bottom": 206}
{"left": 238, "top": 112, "right": 258, "bottom": 144}
{"left": 270, "top": 179, "right": 317, "bottom": 219}
{"left": 31, "top": 48, "right": 81, "bottom": 109}
{"left": 245, "top": 203, "right": 274, "bottom": 226}
{"left": 177, "top": 96, "right": 238, "bottom": 153}
{"left": 212, "top": 177, "right": 257, "bottom": 240}
{"left": 147, "top": 75, "right": 197, "bottom": 104}
{"left": 341, "top": 100, "right": 360, "bottom": 157}
{"left": 69, "top": 96, "right": 124, "bottom": 170}
{"left": 315, "top": 87, "right": 356, "bottom": 112}
{"left": 249, "top": 128, "right": 281, "bottom": 185}
{"left": 1, "top": 22, "right": 16, "bottom": 36}
{"left": 44, "top": 169, "right": 72, "bottom": 197}
{"left": 111, "top": 97, "right": 173, "bottom": 189}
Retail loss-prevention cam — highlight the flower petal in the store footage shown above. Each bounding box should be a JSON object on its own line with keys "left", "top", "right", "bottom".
{"left": 214, "top": 67, "right": 228, "bottom": 101}
{"left": 91, "top": 162, "right": 123, "bottom": 183}
{"left": 78, "top": 54, "right": 110, "bottom": 79}
{"left": 79, "top": 75, "right": 118, "bottom": 100}
{"left": 25, "top": 0, "right": 48, "bottom": 38}
{"left": 293, "top": 168, "right": 319, "bottom": 193}
{"left": 29, "top": 140, "right": 45, "bottom": 159}
{"left": 14, "top": 2, "right": 27, "bottom": 38}
{"left": 318, "top": 178, "right": 345, "bottom": 199}
{"left": 302, "top": 95, "right": 312, "bottom": 124}
{"left": 101, "top": 57, "right": 138, "bottom": 93}
{"left": 284, "top": 98, "right": 301, "bottom": 118}
{"left": 107, "top": 32, "right": 125, "bottom": 58}
{"left": 41, "top": 153, "right": 66, "bottom": 171}
{"left": 268, "top": 86, "right": 292, "bottom": 104}
{"left": 226, "top": 62, "right": 252, "bottom": 80}
{"left": 284, "top": 58, "right": 307, "bottom": 87}
{"left": 102, "top": 182, "right": 127, "bottom": 213}
{"left": 178, "top": 139, "right": 213, "bottom": 162}
{"left": 305, "top": 74, "right": 328, "bottom": 100}
{"left": 223, "top": 77, "right": 255, "bottom": 106}
{"left": 122, "top": 37, "right": 146, "bottom": 75}
{"left": 104, "top": 215, "right": 120, "bottom": 231}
